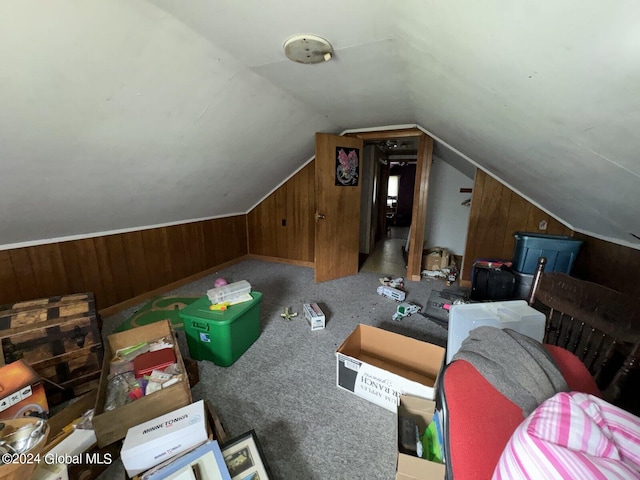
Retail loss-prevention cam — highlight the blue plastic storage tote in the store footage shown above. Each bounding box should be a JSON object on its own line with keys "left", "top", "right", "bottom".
{"left": 512, "top": 232, "right": 582, "bottom": 274}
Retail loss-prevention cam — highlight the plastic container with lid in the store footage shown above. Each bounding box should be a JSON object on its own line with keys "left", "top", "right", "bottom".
{"left": 180, "top": 292, "right": 262, "bottom": 367}
{"left": 206, "top": 280, "right": 251, "bottom": 304}
{"left": 446, "top": 300, "right": 546, "bottom": 364}
{"left": 512, "top": 232, "right": 583, "bottom": 274}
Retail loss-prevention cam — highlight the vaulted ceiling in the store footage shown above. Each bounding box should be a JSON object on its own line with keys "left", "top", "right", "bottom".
{"left": 1, "top": 1, "right": 639, "bottom": 249}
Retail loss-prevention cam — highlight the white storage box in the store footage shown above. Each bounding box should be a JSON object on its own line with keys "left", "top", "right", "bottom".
{"left": 207, "top": 280, "right": 251, "bottom": 304}
{"left": 121, "top": 400, "right": 209, "bottom": 477}
{"left": 446, "top": 300, "right": 546, "bottom": 364}
{"left": 303, "top": 303, "right": 325, "bottom": 330}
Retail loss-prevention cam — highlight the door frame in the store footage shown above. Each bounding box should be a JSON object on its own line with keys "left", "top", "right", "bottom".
{"left": 349, "top": 128, "right": 433, "bottom": 281}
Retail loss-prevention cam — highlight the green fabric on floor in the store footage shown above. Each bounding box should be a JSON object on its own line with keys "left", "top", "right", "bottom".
{"left": 114, "top": 296, "right": 200, "bottom": 332}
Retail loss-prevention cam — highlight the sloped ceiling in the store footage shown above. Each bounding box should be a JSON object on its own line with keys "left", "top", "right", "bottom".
{"left": 1, "top": 0, "right": 639, "bottom": 249}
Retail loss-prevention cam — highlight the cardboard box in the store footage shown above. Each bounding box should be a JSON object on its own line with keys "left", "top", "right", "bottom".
{"left": 33, "top": 463, "right": 69, "bottom": 480}
{"left": 137, "top": 440, "right": 231, "bottom": 480}
{"left": 121, "top": 400, "right": 209, "bottom": 477}
{"left": 303, "top": 303, "right": 325, "bottom": 331}
{"left": 0, "top": 359, "right": 49, "bottom": 420}
{"left": 422, "top": 248, "right": 450, "bottom": 271}
{"left": 335, "top": 324, "right": 445, "bottom": 412}
{"left": 396, "top": 395, "right": 445, "bottom": 480}
{"left": 92, "top": 320, "right": 192, "bottom": 448}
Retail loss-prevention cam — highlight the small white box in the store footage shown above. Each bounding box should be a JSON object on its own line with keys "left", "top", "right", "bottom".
{"left": 303, "top": 303, "right": 325, "bottom": 330}
{"left": 121, "top": 400, "right": 209, "bottom": 477}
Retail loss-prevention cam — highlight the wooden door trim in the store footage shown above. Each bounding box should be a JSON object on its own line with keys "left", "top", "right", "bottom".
{"left": 349, "top": 128, "right": 423, "bottom": 141}
{"left": 407, "top": 133, "right": 433, "bottom": 280}
{"left": 348, "top": 128, "right": 433, "bottom": 281}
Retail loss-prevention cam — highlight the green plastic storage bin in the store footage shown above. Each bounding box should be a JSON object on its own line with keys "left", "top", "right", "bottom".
{"left": 180, "top": 291, "right": 262, "bottom": 367}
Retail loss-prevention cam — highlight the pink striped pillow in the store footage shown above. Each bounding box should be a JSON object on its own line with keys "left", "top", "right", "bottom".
{"left": 493, "top": 392, "right": 640, "bottom": 480}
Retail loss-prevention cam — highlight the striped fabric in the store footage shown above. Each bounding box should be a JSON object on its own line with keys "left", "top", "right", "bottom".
{"left": 493, "top": 392, "right": 640, "bottom": 480}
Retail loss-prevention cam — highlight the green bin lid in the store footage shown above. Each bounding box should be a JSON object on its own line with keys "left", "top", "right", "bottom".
{"left": 179, "top": 291, "right": 262, "bottom": 325}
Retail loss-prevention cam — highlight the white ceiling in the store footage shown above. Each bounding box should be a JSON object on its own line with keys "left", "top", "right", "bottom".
{"left": 1, "top": 0, "right": 639, "bottom": 249}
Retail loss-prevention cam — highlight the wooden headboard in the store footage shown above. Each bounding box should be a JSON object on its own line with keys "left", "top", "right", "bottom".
{"left": 528, "top": 257, "right": 640, "bottom": 414}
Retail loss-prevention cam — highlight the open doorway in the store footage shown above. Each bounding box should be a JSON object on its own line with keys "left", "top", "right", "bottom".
{"left": 359, "top": 137, "right": 418, "bottom": 278}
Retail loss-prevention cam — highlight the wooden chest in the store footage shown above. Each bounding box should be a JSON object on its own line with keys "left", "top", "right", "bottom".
{"left": 0, "top": 293, "right": 104, "bottom": 406}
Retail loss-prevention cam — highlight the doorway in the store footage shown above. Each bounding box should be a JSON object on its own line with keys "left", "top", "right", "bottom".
{"left": 356, "top": 132, "right": 427, "bottom": 280}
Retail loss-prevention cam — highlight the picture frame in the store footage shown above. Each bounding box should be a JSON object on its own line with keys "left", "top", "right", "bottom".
{"left": 220, "top": 430, "right": 272, "bottom": 480}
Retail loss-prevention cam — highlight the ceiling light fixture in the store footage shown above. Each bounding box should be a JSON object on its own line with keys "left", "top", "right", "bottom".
{"left": 284, "top": 34, "right": 334, "bottom": 64}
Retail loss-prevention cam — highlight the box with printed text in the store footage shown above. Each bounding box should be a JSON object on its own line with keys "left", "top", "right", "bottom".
{"left": 121, "top": 400, "right": 209, "bottom": 477}
{"left": 303, "top": 303, "right": 325, "bottom": 331}
{"left": 336, "top": 324, "right": 445, "bottom": 412}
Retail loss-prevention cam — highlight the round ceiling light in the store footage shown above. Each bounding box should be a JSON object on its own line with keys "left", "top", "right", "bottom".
{"left": 283, "top": 34, "right": 333, "bottom": 64}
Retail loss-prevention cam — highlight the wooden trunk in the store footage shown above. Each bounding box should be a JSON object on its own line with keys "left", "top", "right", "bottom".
{"left": 0, "top": 293, "right": 104, "bottom": 406}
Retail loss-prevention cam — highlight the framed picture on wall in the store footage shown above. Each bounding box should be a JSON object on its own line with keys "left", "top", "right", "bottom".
{"left": 220, "top": 430, "right": 272, "bottom": 480}
{"left": 335, "top": 146, "right": 359, "bottom": 186}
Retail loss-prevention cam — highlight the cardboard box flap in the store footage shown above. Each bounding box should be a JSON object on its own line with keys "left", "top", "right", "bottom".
{"left": 337, "top": 325, "right": 444, "bottom": 381}
{"left": 396, "top": 453, "right": 445, "bottom": 479}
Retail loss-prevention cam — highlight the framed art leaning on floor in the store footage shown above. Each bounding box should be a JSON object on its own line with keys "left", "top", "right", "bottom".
{"left": 220, "top": 430, "right": 272, "bottom": 480}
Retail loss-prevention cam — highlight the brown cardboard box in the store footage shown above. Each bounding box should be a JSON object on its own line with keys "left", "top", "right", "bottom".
{"left": 422, "top": 248, "right": 450, "bottom": 271}
{"left": 396, "top": 395, "right": 445, "bottom": 480}
{"left": 0, "top": 360, "right": 49, "bottom": 420}
{"left": 336, "top": 325, "right": 445, "bottom": 412}
{"left": 92, "top": 320, "right": 192, "bottom": 447}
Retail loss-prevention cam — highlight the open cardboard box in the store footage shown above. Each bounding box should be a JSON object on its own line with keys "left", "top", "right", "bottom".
{"left": 396, "top": 395, "right": 445, "bottom": 480}
{"left": 92, "top": 320, "right": 192, "bottom": 448}
{"left": 336, "top": 324, "right": 445, "bottom": 412}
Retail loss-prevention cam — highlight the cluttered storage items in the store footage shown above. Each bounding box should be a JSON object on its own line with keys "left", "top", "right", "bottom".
{"left": 0, "top": 278, "right": 270, "bottom": 480}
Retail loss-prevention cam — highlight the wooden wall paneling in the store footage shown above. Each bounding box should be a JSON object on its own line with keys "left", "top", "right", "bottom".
{"left": 546, "top": 217, "right": 572, "bottom": 236}
{"left": 212, "top": 216, "right": 247, "bottom": 262}
{"left": 274, "top": 186, "right": 288, "bottom": 259}
{"left": 166, "top": 225, "right": 190, "bottom": 282}
{"left": 247, "top": 194, "right": 274, "bottom": 257}
{"left": 284, "top": 163, "right": 315, "bottom": 262}
{"left": 91, "top": 237, "right": 119, "bottom": 308}
{"left": 303, "top": 162, "right": 316, "bottom": 261}
{"left": 461, "top": 170, "right": 577, "bottom": 282}
{"left": 0, "top": 251, "right": 20, "bottom": 304}
{"left": 182, "top": 222, "right": 206, "bottom": 276}
{"left": 102, "top": 235, "right": 134, "bottom": 304}
{"left": 0, "top": 216, "right": 249, "bottom": 311}
{"left": 58, "top": 241, "right": 89, "bottom": 295}
{"left": 247, "top": 163, "right": 315, "bottom": 262}
{"left": 501, "top": 191, "right": 530, "bottom": 255}
{"left": 27, "top": 243, "right": 70, "bottom": 298}
{"left": 8, "top": 248, "right": 41, "bottom": 301}
{"left": 70, "top": 239, "right": 108, "bottom": 308}
{"left": 203, "top": 219, "right": 219, "bottom": 268}
{"left": 572, "top": 233, "right": 640, "bottom": 298}
{"left": 473, "top": 172, "right": 505, "bottom": 257}
{"left": 140, "top": 229, "right": 173, "bottom": 291}
{"left": 121, "top": 231, "right": 152, "bottom": 297}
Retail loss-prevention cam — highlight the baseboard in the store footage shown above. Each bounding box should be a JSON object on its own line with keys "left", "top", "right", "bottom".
{"left": 246, "top": 254, "right": 314, "bottom": 268}
{"left": 99, "top": 255, "right": 250, "bottom": 317}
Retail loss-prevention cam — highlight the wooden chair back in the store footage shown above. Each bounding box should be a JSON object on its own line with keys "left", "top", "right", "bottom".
{"left": 528, "top": 257, "right": 640, "bottom": 410}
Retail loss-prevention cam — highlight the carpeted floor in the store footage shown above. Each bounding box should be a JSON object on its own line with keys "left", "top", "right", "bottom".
{"left": 97, "top": 259, "right": 463, "bottom": 480}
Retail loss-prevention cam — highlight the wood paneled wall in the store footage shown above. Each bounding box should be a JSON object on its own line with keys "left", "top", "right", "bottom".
{"left": 462, "top": 170, "right": 572, "bottom": 282}
{"left": 247, "top": 162, "right": 315, "bottom": 263}
{"left": 572, "top": 233, "right": 640, "bottom": 299}
{"left": 0, "top": 215, "right": 248, "bottom": 310}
